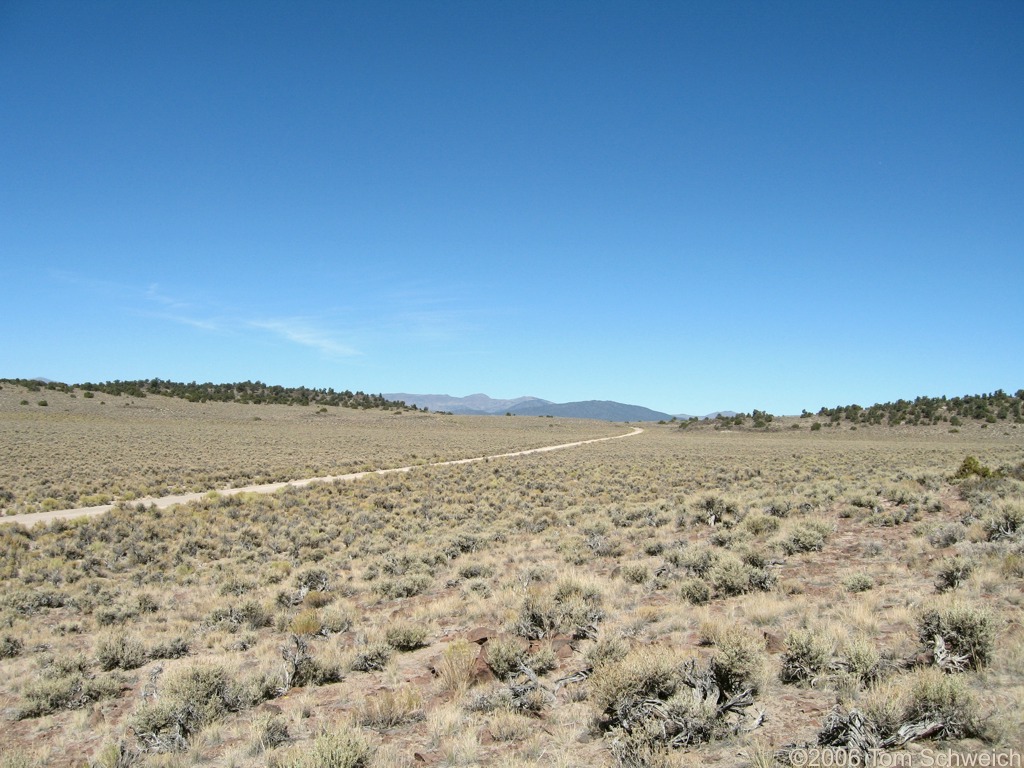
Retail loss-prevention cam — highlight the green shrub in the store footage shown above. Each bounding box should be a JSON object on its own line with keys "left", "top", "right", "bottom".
{"left": 293, "top": 568, "right": 330, "bottom": 592}
{"left": 527, "top": 644, "right": 558, "bottom": 675}
{"left": 303, "top": 590, "right": 334, "bottom": 608}
{"left": 955, "top": 456, "right": 992, "bottom": 479}
{"left": 280, "top": 725, "right": 372, "bottom": 768}
{"left": 459, "top": 563, "right": 494, "bottom": 579}
{"left": 3, "top": 588, "right": 66, "bottom": 616}
{"left": 131, "top": 663, "right": 242, "bottom": 751}
{"left": 780, "top": 520, "right": 832, "bottom": 554}
{"left": 356, "top": 684, "right": 424, "bottom": 729}
{"left": 515, "top": 578, "right": 605, "bottom": 640}
{"left": 320, "top": 605, "right": 355, "bottom": 634}
{"left": 163, "top": 663, "right": 236, "bottom": 722}
{"left": 281, "top": 635, "right": 342, "bottom": 687}
{"left": 901, "top": 668, "right": 979, "bottom": 738}
{"left": 375, "top": 574, "right": 431, "bottom": 599}
{"left": 917, "top": 603, "right": 996, "bottom": 669}
{"left": 95, "top": 632, "right": 148, "bottom": 671}
{"left": 928, "top": 523, "right": 966, "bottom": 548}
{"left": 350, "top": 641, "right": 393, "bottom": 672}
{"left": 843, "top": 574, "right": 874, "bottom": 593}
{"left": 679, "top": 578, "right": 711, "bottom": 605}
{"left": 982, "top": 500, "right": 1024, "bottom": 541}
{"left": 1002, "top": 551, "right": 1024, "bottom": 578}
{"left": 48, "top": 652, "right": 90, "bottom": 678}
{"left": 486, "top": 636, "right": 528, "bottom": 681}
{"left": 211, "top": 600, "right": 272, "bottom": 630}
{"left": 0, "top": 634, "right": 23, "bottom": 659}
{"left": 842, "top": 636, "right": 882, "bottom": 685}
{"left": 18, "top": 672, "right": 123, "bottom": 719}
{"left": 867, "top": 506, "right": 919, "bottom": 527}
{"left": 584, "top": 634, "right": 629, "bottom": 670}
{"left": 691, "top": 495, "right": 741, "bottom": 526}
{"left": 710, "top": 558, "right": 775, "bottom": 597}
{"left": 149, "top": 636, "right": 190, "bottom": 660}
{"left": 250, "top": 713, "right": 290, "bottom": 754}
{"left": 741, "top": 513, "right": 779, "bottom": 536}
{"left": 935, "top": 557, "right": 973, "bottom": 592}
{"left": 619, "top": 563, "right": 649, "bottom": 584}
{"left": 135, "top": 593, "right": 159, "bottom": 613}
{"left": 710, "top": 559, "right": 751, "bottom": 597}
{"left": 385, "top": 621, "right": 428, "bottom": 651}
{"left": 780, "top": 629, "right": 832, "bottom": 684}
{"left": 589, "top": 646, "right": 682, "bottom": 714}
{"left": 590, "top": 643, "right": 762, "bottom": 750}
{"left": 679, "top": 546, "right": 719, "bottom": 577}
{"left": 19, "top": 675, "right": 80, "bottom": 718}
{"left": 94, "top": 605, "right": 127, "bottom": 626}
{"left": 826, "top": 668, "right": 980, "bottom": 747}
{"left": 710, "top": 630, "right": 766, "bottom": 695}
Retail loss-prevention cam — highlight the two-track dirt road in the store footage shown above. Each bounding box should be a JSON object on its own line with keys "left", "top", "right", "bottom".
{"left": 1, "top": 426, "right": 643, "bottom": 527}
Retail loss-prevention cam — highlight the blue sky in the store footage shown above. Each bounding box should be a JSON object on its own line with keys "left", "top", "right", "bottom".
{"left": 2, "top": 1, "right": 1021, "bottom": 415}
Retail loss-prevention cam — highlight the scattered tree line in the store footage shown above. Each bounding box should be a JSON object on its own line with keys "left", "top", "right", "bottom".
{"left": 1, "top": 378, "right": 415, "bottom": 411}
{"left": 672, "top": 389, "right": 1024, "bottom": 430}
{"left": 813, "top": 389, "right": 1024, "bottom": 427}
{"left": 671, "top": 409, "right": 775, "bottom": 430}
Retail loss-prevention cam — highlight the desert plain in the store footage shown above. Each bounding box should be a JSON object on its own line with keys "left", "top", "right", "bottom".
{"left": 0, "top": 382, "right": 1022, "bottom": 768}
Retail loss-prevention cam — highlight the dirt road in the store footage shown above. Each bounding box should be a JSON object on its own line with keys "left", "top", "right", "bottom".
{"left": 1, "top": 426, "right": 643, "bottom": 527}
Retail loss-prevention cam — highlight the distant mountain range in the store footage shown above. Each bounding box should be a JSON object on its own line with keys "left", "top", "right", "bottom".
{"left": 385, "top": 393, "right": 731, "bottom": 422}
{"left": 384, "top": 393, "right": 548, "bottom": 415}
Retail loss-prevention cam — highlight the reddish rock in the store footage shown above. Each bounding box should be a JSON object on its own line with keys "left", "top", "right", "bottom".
{"left": 472, "top": 646, "right": 497, "bottom": 684}
{"left": 466, "top": 626, "right": 498, "bottom": 645}
{"left": 550, "top": 637, "right": 576, "bottom": 659}
{"left": 762, "top": 631, "right": 785, "bottom": 654}
{"left": 913, "top": 651, "right": 935, "bottom": 668}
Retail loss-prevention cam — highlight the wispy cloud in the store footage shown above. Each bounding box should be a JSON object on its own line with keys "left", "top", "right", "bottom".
{"left": 52, "top": 269, "right": 237, "bottom": 337}
{"left": 51, "top": 269, "right": 468, "bottom": 359}
{"left": 372, "top": 283, "right": 478, "bottom": 343}
{"left": 144, "top": 311, "right": 225, "bottom": 332}
{"left": 248, "top": 318, "right": 360, "bottom": 358}
{"left": 144, "top": 283, "right": 192, "bottom": 311}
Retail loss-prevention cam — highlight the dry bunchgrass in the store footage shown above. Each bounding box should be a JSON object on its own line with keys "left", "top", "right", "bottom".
{"left": 0, "top": 382, "right": 625, "bottom": 516}
{"left": 0, "top": 394, "right": 1020, "bottom": 765}
{"left": 436, "top": 638, "right": 476, "bottom": 697}
{"left": 356, "top": 684, "right": 424, "bottom": 729}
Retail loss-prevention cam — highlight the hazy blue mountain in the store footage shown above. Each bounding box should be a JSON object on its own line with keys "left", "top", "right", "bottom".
{"left": 384, "top": 393, "right": 550, "bottom": 414}
{"left": 506, "top": 399, "right": 673, "bottom": 421}
{"left": 389, "top": 392, "right": 715, "bottom": 422}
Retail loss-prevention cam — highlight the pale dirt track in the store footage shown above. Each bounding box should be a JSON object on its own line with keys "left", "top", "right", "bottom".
{"left": 1, "top": 426, "right": 644, "bottom": 527}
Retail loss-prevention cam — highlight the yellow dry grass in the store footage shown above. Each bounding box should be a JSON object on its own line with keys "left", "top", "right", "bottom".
{"left": 0, "top": 381, "right": 1021, "bottom": 767}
